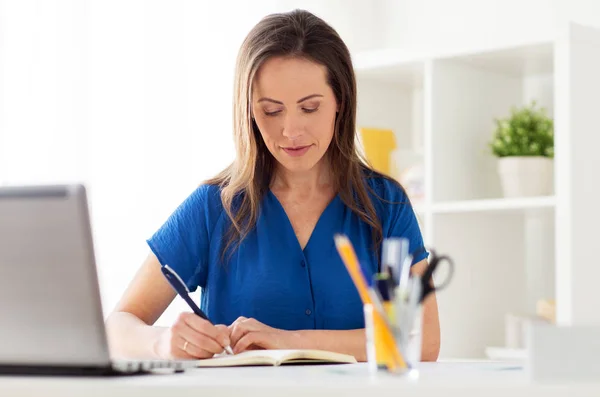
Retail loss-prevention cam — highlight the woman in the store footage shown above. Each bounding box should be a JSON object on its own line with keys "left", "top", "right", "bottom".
{"left": 106, "top": 9, "right": 440, "bottom": 362}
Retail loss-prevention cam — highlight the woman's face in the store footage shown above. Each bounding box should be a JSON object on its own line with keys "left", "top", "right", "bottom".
{"left": 252, "top": 56, "right": 338, "bottom": 174}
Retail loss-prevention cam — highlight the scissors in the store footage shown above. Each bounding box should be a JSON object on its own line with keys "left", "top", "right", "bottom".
{"left": 417, "top": 247, "right": 454, "bottom": 303}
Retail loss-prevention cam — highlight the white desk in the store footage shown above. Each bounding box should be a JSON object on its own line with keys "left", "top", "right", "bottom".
{"left": 1, "top": 362, "right": 599, "bottom": 397}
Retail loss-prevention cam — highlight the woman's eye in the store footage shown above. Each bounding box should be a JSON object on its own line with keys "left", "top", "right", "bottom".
{"left": 264, "top": 110, "right": 282, "bottom": 117}
{"left": 302, "top": 107, "right": 319, "bottom": 113}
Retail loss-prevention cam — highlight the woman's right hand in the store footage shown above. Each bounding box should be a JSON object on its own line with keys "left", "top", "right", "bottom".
{"left": 156, "top": 312, "right": 231, "bottom": 359}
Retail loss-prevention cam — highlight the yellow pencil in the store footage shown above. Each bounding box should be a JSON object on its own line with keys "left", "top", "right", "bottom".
{"left": 334, "top": 234, "right": 408, "bottom": 370}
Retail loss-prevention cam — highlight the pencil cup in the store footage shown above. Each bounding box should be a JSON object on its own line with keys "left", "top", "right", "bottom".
{"left": 364, "top": 303, "right": 422, "bottom": 375}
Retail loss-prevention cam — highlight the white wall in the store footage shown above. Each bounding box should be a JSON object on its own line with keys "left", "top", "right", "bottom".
{"left": 556, "top": 0, "right": 600, "bottom": 30}
{"left": 380, "top": 0, "right": 557, "bottom": 53}
{"left": 274, "top": 0, "right": 387, "bottom": 53}
{"left": 0, "top": 0, "right": 89, "bottom": 185}
{"left": 377, "top": 0, "right": 600, "bottom": 55}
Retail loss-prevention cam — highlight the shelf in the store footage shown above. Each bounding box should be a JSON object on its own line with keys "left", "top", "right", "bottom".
{"left": 353, "top": 40, "right": 553, "bottom": 84}
{"left": 353, "top": 48, "right": 420, "bottom": 70}
{"left": 431, "top": 196, "right": 555, "bottom": 214}
{"left": 445, "top": 42, "right": 554, "bottom": 78}
{"left": 353, "top": 49, "right": 423, "bottom": 86}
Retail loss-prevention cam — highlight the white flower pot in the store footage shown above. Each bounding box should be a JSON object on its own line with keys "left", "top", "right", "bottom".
{"left": 497, "top": 157, "right": 554, "bottom": 198}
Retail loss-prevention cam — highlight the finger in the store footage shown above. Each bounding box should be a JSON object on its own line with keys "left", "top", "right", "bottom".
{"left": 177, "top": 334, "right": 216, "bottom": 359}
{"left": 169, "top": 333, "right": 207, "bottom": 360}
{"left": 234, "top": 332, "right": 269, "bottom": 354}
{"left": 172, "top": 334, "right": 195, "bottom": 359}
{"left": 229, "top": 321, "right": 251, "bottom": 347}
{"left": 214, "top": 324, "right": 232, "bottom": 348}
{"left": 228, "top": 316, "right": 247, "bottom": 330}
{"left": 175, "top": 321, "right": 226, "bottom": 356}
{"left": 182, "top": 330, "right": 225, "bottom": 356}
{"left": 181, "top": 312, "right": 224, "bottom": 342}
{"left": 229, "top": 317, "right": 263, "bottom": 347}
{"left": 163, "top": 330, "right": 195, "bottom": 360}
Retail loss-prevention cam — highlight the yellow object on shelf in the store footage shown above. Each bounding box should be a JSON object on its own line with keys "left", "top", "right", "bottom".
{"left": 536, "top": 299, "right": 556, "bottom": 323}
{"left": 359, "top": 128, "right": 397, "bottom": 175}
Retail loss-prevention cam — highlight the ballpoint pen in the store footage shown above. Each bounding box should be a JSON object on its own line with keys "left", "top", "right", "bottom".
{"left": 374, "top": 273, "right": 396, "bottom": 323}
{"left": 382, "top": 237, "right": 409, "bottom": 286}
{"left": 161, "top": 265, "right": 234, "bottom": 355}
{"left": 394, "top": 251, "right": 413, "bottom": 325}
{"left": 397, "top": 252, "right": 413, "bottom": 299}
{"left": 399, "top": 274, "right": 422, "bottom": 349}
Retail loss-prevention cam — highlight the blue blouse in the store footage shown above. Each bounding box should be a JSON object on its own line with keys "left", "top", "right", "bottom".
{"left": 147, "top": 174, "right": 427, "bottom": 331}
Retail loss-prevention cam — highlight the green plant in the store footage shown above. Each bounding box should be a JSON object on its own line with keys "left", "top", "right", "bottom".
{"left": 489, "top": 101, "right": 554, "bottom": 158}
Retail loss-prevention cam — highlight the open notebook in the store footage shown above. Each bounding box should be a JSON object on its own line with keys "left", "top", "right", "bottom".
{"left": 193, "top": 349, "right": 357, "bottom": 367}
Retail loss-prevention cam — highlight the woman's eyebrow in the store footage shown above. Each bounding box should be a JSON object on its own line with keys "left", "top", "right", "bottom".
{"left": 257, "top": 94, "right": 323, "bottom": 104}
{"left": 257, "top": 97, "right": 283, "bottom": 105}
{"left": 296, "top": 94, "right": 323, "bottom": 103}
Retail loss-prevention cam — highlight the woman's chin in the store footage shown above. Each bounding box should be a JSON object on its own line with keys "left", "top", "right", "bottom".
{"left": 278, "top": 161, "right": 315, "bottom": 173}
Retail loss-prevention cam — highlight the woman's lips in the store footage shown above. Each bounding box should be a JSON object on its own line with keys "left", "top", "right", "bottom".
{"left": 282, "top": 145, "right": 311, "bottom": 157}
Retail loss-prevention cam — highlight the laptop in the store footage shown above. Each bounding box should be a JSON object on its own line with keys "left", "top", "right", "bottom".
{"left": 0, "top": 184, "right": 197, "bottom": 376}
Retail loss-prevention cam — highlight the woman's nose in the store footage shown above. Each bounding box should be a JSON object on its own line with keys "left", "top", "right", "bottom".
{"left": 282, "top": 113, "right": 304, "bottom": 140}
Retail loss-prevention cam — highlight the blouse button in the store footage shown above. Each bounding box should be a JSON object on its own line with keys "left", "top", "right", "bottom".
{"left": 301, "top": 260, "right": 306, "bottom": 268}
{"left": 305, "top": 309, "right": 312, "bottom": 316}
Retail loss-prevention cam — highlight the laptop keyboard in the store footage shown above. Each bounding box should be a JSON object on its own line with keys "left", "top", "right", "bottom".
{"left": 112, "top": 359, "right": 196, "bottom": 374}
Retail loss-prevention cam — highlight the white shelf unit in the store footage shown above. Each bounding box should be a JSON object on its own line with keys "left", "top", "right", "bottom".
{"left": 431, "top": 196, "right": 556, "bottom": 214}
{"left": 354, "top": 22, "right": 600, "bottom": 359}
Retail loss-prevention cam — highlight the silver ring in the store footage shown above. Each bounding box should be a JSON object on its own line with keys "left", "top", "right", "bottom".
{"left": 183, "top": 340, "right": 189, "bottom": 352}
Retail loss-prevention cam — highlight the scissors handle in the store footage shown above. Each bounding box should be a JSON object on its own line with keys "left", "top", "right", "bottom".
{"left": 419, "top": 250, "right": 454, "bottom": 303}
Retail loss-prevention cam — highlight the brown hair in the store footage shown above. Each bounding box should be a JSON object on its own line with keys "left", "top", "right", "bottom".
{"left": 206, "top": 9, "right": 393, "bottom": 257}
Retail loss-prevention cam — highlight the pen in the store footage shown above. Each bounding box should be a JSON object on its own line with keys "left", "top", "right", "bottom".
{"left": 397, "top": 253, "right": 413, "bottom": 300}
{"left": 374, "top": 273, "right": 396, "bottom": 324}
{"left": 382, "top": 237, "right": 409, "bottom": 286}
{"left": 161, "top": 265, "right": 234, "bottom": 355}
{"left": 374, "top": 273, "right": 393, "bottom": 301}
{"left": 400, "top": 275, "right": 422, "bottom": 349}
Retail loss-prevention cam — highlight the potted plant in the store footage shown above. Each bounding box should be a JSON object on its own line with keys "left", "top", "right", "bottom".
{"left": 489, "top": 101, "right": 554, "bottom": 198}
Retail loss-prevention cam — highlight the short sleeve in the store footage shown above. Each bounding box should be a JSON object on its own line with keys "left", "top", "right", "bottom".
{"left": 369, "top": 175, "right": 429, "bottom": 265}
{"left": 387, "top": 193, "right": 429, "bottom": 265}
{"left": 146, "top": 184, "right": 219, "bottom": 291}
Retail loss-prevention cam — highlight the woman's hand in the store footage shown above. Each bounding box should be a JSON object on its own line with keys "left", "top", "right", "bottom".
{"left": 229, "top": 316, "right": 300, "bottom": 353}
{"left": 155, "top": 312, "right": 231, "bottom": 359}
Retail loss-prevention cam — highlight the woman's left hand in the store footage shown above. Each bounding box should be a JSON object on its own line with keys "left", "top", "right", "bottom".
{"left": 228, "top": 316, "right": 300, "bottom": 354}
